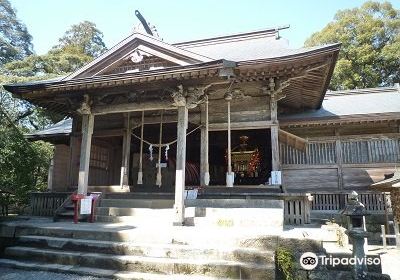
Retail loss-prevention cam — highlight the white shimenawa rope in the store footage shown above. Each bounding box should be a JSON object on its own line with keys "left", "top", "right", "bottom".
{"left": 137, "top": 111, "right": 144, "bottom": 185}
{"left": 131, "top": 125, "right": 202, "bottom": 147}
{"left": 131, "top": 122, "right": 202, "bottom": 187}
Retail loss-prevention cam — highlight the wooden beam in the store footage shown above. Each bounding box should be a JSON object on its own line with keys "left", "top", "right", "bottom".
{"left": 173, "top": 106, "right": 188, "bottom": 226}
{"left": 77, "top": 114, "right": 94, "bottom": 195}
{"left": 208, "top": 121, "right": 274, "bottom": 131}
{"left": 92, "top": 101, "right": 175, "bottom": 115}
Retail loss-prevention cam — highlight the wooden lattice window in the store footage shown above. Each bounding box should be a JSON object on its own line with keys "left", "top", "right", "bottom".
{"left": 90, "top": 145, "right": 109, "bottom": 169}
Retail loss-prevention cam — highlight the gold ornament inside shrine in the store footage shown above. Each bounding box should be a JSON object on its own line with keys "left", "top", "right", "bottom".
{"left": 231, "top": 136, "right": 261, "bottom": 180}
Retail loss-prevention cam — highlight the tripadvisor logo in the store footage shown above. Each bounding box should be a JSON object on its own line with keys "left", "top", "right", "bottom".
{"left": 299, "top": 252, "right": 381, "bottom": 270}
{"left": 300, "top": 252, "right": 318, "bottom": 270}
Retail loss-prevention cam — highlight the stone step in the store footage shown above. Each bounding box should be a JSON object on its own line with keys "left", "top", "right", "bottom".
{"left": 95, "top": 215, "right": 174, "bottom": 223}
{"left": 96, "top": 207, "right": 174, "bottom": 217}
{"left": 99, "top": 199, "right": 174, "bottom": 208}
{"left": 0, "top": 258, "right": 232, "bottom": 280}
{"left": 4, "top": 246, "right": 275, "bottom": 279}
{"left": 16, "top": 235, "right": 274, "bottom": 264}
{"left": 105, "top": 192, "right": 175, "bottom": 200}
{"left": 12, "top": 222, "right": 280, "bottom": 247}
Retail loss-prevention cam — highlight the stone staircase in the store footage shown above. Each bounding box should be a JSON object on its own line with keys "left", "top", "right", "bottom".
{"left": 95, "top": 195, "right": 283, "bottom": 228}
{"left": 0, "top": 194, "right": 284, "bottom": 279}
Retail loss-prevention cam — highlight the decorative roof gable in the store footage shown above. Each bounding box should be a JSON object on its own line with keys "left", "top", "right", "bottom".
{"left": 63, "top": 32, "right": 213, "bottom": 80}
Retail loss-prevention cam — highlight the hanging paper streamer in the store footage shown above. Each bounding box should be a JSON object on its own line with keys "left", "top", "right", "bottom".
{"left": 137, "top": 171, "right": 143, "bottom": 185}
{"left": 156, "top": 170, "right": 162, "bottom": 187}
{"left": 149, "top": 144, "right": 153, "bottom": 161}
{"left": 165, "top": 144, "right": 169, "bottom": 160}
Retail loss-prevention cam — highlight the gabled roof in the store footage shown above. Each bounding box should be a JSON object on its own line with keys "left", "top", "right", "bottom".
{"left": 63, "top": 32, "right": 213, "bottom": 80}
{"left": 4, "top": 26, "right": 340, "bottom": 114}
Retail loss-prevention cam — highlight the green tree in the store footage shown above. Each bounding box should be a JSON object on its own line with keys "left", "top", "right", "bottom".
{"left": 0, "top": 20, "right": 106, "bottom": 129}
{"left": 54, "top": 20, "right": 107, "bottom": 58}
{"left": 0, "top": 0, "right": 33, "bottom": 65}
{"left": 0, "top": 107, "right": 53, "bottom": 214}
{"left": 305, "top": 1, "right": 400, "bottom": 90}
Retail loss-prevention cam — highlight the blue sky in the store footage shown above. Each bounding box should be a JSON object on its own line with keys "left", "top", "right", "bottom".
{"left": 10, "top": 0, "right": 399, "bottom": 55}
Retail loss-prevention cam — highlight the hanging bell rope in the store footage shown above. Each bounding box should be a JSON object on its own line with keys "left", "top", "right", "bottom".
{"left": 156, "top": 111, "right": 163, "bottom": 187}
{"left": 137, "top": 111, "right": 144, "bottom": 185}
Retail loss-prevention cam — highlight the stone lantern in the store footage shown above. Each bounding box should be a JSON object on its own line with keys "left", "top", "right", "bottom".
{"left": 341, "top": 191, "right": 370, "bottom": 280}
{"left": 342, "top": 191, "right": 370, "bottom": 229}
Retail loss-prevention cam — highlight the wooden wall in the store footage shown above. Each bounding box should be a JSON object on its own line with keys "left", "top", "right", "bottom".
{"left": 281, "top": 130, "right": 400, "bottom": 193}
{"left": 51, "top": 144, "right": 70, "bottom": 191}
{"left": 53, "top": 137, "right": 121, "bottom": 191}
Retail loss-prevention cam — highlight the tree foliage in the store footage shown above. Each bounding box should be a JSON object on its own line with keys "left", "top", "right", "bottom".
{"left": 0, "top": 20, "right": 106, "bottom": 129}
{"left": 305, "top": 1, "right": 400, "bottom": 90}
{"left": 0, "top": 121, "right": 52, "bottom": 212}
{"left": 55, "top": 21, "right": 107, "bottom": 58}
{"left": 0, "top": 0, "right": 33, "bottom": 65}
{"left": 0, "top": 11, "right": 107, "bottom": 213}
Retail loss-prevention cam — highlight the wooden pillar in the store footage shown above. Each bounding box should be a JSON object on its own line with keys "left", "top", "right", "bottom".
{"left": 335, "top": 129, "right": 344, "bottom": 190}
{"left": 200, "top": 99, "right": 210, "bottom": 186}
{"left": 270, "top": 94, "right": 280, "bottom": 171}
{"left": 137, "top": 111, "right": 145, "bottom": 185}
{"left": 225, "top": 93, "right": 234, "bottom": 187}
{"left": 77, "top": 114, "right": 94, "bottom": 195}
{"left": 174, "top": 106, "right": 188, "bottom": 226}
{"left": 120, "top": 113, "right": 132, "bottom": 188}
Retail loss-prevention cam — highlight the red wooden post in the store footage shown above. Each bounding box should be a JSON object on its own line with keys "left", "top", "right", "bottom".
{"left": 71, "top": 194, "right": 84, "bottom": 224}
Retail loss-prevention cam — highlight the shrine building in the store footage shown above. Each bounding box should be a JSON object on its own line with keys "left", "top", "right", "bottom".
{"left": 4, "top": 24, "right": 400, "bottom": 225}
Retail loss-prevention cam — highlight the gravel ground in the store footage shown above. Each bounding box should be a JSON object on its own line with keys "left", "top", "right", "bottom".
{"left": 0, "top": 267, "right": 107, "bottom": 280}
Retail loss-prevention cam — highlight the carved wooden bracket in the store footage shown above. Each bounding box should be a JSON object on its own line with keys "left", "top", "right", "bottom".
{"left": 261, "top": 77, "right": 290, "bottom": 101}
{"left": 77, "top": 94, "right": 92, "bottom": 115}
{"left": 171, "top": 84, "right": 207, "bottom": 109}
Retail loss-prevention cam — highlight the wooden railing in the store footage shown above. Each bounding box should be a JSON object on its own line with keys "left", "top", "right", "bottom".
{"left": 30, "top": 192, "right": 71, "bottom": 216}
{"left": 311, "top": 192, "right": 391, "bottom": 213}
{"left": 280, "top": 135, "right": 400, "bottom": 165}
{"left": 283, "top": 194, "right": 311, "bottom": 225}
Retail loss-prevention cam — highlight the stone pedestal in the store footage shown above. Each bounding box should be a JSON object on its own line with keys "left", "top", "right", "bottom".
{"left": 346, "top": 229, "right": 369, "bottom": 280}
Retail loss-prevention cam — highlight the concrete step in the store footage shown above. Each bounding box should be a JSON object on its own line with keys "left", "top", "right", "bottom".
{"left": 99, "top": 199, "right": 174, "bottom": 208}
{"left": 0, "top": 258, "right": 232, "bottom": 280}
{"left": 16, "top": 235, "right": 274, "bottom": 264}
{"left": 4, "top": 246, "right": 275, "bottom": 279}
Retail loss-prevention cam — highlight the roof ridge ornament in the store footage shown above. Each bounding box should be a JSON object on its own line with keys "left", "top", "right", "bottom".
{"left": 133, "top": 10, "right": 161, "bottom": 40}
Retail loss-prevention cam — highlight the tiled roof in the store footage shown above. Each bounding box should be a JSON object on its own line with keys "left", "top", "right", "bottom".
{"left": 26, "top": 118, "right": 72, "bottom": 139}
{"left": 281, "top": 86, "right": 400, "bottom": 121}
